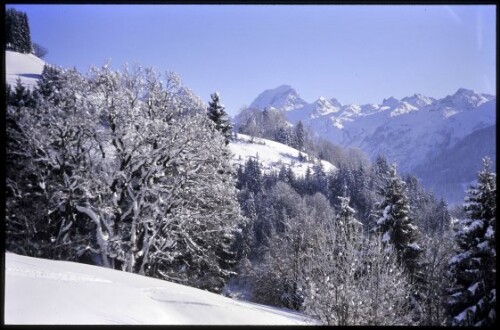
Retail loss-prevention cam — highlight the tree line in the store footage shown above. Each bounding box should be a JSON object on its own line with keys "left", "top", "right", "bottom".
{"left": 6, "top": 7, "right": 48, "bottom": 57}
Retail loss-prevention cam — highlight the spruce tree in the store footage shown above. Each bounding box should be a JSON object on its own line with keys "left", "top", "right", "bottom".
{"left": 295, "top": 121, "right": 304, "bottom": 151}
{"left": 9, "top": 77, "right": 35, "bottom": 108}
{"left": 447, "top": 157, "right": 496, "bottom": 326}
{"left": 374, "top": 163, "right": 426, "bottom": 322}
{"left": 433, "top": 198, "right": 452, "bottom": 234}
{"left": 372, "top": 154, "right": 391, "bottom": 193}
{"left": 207, "top": 92, "right": 232, "bottom": 145}
{"left": 36, "top": 64, "right": 64, "bottom": 105}
{"left": 5, "top": 8, "right": 32, "bottom": 53}
{"left": 20, "top": 12, "right": 32, "bottom": 53}
{"left": 374, "top": 164, "right": 422, "bottom": 273}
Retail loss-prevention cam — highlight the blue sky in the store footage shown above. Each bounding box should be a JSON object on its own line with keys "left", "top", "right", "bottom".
{"left": 7, "top": 4, "right": 496, "bottom": 116}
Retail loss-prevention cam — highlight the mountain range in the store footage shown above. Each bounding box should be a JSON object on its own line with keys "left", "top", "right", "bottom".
{"left": 248, "top": 85, "right": 496, "bottom": 205}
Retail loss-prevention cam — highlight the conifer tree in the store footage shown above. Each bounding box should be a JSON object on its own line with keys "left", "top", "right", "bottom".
{"left": 374, "top": 164, "right": 426, "bottom": 322}
{"left": 433, "top": 198, "right": 452, "bottom": 234}
{"left": 372, "top": 154, "right": 391, "bottom": 193}
{"left": 36, "top": 64, "right": 64, "bottom": 104}
{"left": 9, "top": 77, "right": 35, "bottom": 108}
{"left": 207, "top": 92, "right": 232, "bottom": 145}
{"left": 5, "top": 8, "right": 32, "bottom": 53}
{"left": 20, "top": 12, "right": 32, "bottom": 53}
{"left": 447, "top": 157, "right": 496, "bottom": 326}
{"left": 374, "top": 164, "right": 423, "bottom": 276}
{"left": 295, "top": 121, "right": 304, "bottom": 151}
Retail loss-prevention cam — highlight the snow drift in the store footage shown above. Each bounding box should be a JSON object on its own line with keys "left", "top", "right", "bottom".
{"left": 4, "top": 252, "right": 314, "bottom": 325}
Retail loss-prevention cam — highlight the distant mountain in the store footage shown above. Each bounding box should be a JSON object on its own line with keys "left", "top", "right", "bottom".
{"left": 413, "top": 124, "right": 496, "bottom": 204}
{"left": 250, "top": 85, "right": 307, "bottom": 112}
{"left": 247, "top": 86, "right": 496, "bottom": 205}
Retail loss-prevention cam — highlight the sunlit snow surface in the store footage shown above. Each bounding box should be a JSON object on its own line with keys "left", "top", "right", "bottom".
{"left": 5, "top": 50, "right": 45, "bottom": 89}
{"left": 4, "top": 253, "right": 315, "bottom": 325}
{"left": 230, "top": 133, "right": 336, "bottom": 177}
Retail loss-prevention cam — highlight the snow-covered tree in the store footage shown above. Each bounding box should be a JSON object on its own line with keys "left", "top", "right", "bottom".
{"left": 447, "top": 157, "right": 496, "bottom": 326}
{"left": 419, "top": 230, "right": 455, "bottom": 326}
{"left": 7, "top": 77, "right": 36, "bottom": 108}
{"left": 5, "top": 63, "right": 244, "bottom": 293}
{"left": 299, "top": 201, "right": 414, "bottom": 325}
{"left": 236, "top": 184, "right": 335, "bottom": 310}
{"left": 36, "top": 64, "right": 65, "bottom": 105}
{"left": 374, "top": 164, "right": 423, "bottom": 279}
{"left": 311, "top": 161, "right": 329, "bottom": 197}
{"left": 373, "top": 163, "right": 426, "bottom": 322}
{"left": 207, "top": 92, "right": 232, "bottom": 145}
{"left": 403, "top": 173, "right": 445, "bottom": 236}
{"left": 371, "top": 154, "right": 391, "bottom": 195}
{"left": 6, "top": 66, "right": 96, "bottom": 261}
{"left": 336, "top": 196, "right": 362, "bottom": 250}
{"left": 433, "top": 198, "right": 452, "bottom": 234}
{"left": 274, "top": 126, "right": 294, "bottom": 147}
{"left": 240, "top": 157, "right": 263, "bottom": 195}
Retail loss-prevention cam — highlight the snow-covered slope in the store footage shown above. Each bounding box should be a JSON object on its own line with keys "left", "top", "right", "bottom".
{"left": 4, "top": 253, "right": 314, "bottom": 325}
{"left": 229, "top": 133, "right": 336, "bottom": 176}
{"left": 5, "top": 50, "right": 45, "bottom": 89}
{"left": 247, "top": 86, "right": 496, "bottom": 204}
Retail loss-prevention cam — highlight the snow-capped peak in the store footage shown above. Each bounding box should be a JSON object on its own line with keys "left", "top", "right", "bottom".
{"left": 454, "top": 87, "right": 477, "bottom": 97}
{"left": 436, "top": 88, "right": 491, "bottom": 111}
{"left": 329, "top": 97, "right": 343, "bottom": 108}
{"left": 310, "top": 96, "right": 342, "bottom": 117}
{"left": 381, "top": 96, "right": 400, "bottom": 108}
{"left": 380, "top": 96, "right": 419, "bottom": 117}
{"left": 401, "top": 93, "right": 435, "bottom": 108}
{"left": 249, "top": 84, "right": 307, "bottom": 112}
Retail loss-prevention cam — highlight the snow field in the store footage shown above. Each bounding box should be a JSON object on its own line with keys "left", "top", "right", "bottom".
{"left": 5, "top": 50, "right": 45, "bottom": 89}
{"left": 4, "top": 253, "right": 315, "bottom": 325}
{"left": 230, "top": 133, "right": 336, "bottom": 177}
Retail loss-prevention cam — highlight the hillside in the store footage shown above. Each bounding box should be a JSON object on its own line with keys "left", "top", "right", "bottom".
{"left": 4, "top": 253, "right": 314, "bottom": 325}
{"left": 5, "top": 50, "right": 45, "bottom": 89}
{"left": 230, "top": 133, "right": 336, "bottom": 176}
